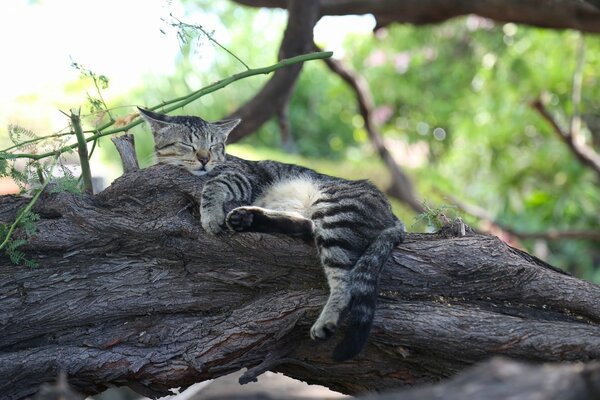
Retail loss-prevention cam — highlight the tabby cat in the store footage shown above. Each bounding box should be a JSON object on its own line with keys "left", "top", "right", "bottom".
{"left": 139, "top": 107, "right": 405, "bottom": 361}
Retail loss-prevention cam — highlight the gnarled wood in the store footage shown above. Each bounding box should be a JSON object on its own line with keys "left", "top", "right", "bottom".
{"left": 0, "top": 165, "right": 599, "bottom": 399}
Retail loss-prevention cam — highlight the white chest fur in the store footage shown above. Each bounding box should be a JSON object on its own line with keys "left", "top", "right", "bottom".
{"left": 253, "top": 177, "right": 323, "bottom": 218}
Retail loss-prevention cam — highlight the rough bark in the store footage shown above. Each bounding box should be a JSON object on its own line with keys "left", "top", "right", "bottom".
{"left": 111, "top": 135, "right": 139, "bottom": 174}
{"left": 233, "top": 0, "right": 600, "bottom": 33}
{"left": 1, "top": 165, "right": 600, "bottom": 399}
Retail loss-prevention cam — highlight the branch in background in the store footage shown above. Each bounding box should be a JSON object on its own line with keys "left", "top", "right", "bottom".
{"left": 70, "top": 109, "right": 93, "bottom": 195}
{"left": 530, "top": 99, "right": 600, "bottom": 181}
{"left": 233, "top": 0, "right": 600, "bottom": 33}
{"left": 276, "top": 103, "right": 297, "bottom": 152}
{"left": 443, "top": 191, "right": 600, "bottom": 243}
{"left": 226, "top": 0, "right": 321, "bottom": 143}
{"left": 318, "top": 48, "right": 425, "bottom": 213}
{"left": 570, "top": 34, "right": 585, "bottom": 139}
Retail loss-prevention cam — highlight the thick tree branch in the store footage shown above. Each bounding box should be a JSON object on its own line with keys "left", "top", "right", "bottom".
{"left": 233, "top": 0, "right": 600, "bottom": 33}
{"left": 1, "top": 165, "right": 600, "bottom": 399}
{"left": 318, "top": 49, "right": 425, "bottom": 213}
{"left": 226, "top": 0, "right": 320, "bottom": 143}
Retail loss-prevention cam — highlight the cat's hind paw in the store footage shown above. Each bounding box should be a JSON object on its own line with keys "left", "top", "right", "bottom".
{"left": 310, "top": 320, "right": 337, "bottom": 341}
{"left": 226, "top": 207, "right": 255, "bottom": 232}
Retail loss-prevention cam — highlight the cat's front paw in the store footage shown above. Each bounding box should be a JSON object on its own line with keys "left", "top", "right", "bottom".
{"left": 310, "top": 320, "right": 337, "bottom": 341}
{"left": 201, "top": 209, "right": 226, "bottom": 235}
{"left": 226, "top": 207, "right": 255, "bottom": 232}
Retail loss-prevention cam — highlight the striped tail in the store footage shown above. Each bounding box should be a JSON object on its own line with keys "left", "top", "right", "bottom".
{"left": 332, "top": 222, "right": 405, "bottom": 361}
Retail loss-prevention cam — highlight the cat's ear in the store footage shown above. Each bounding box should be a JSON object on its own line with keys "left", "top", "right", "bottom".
{"left": 212, "top": 118, "right": 241, "bottom": 141}
{"left": 137, "top": 107, "right": 174, "bottom": 132}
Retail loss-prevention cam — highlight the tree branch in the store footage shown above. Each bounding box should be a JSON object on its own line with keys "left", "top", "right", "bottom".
{"left": 318, "top": 49, "right": 425, "bottom": 213}
{"left": 233, "top": 0, "right": 600, "bottom": 34}
{"left": 530, "top": 98, "right": 600, "bottom": 181}
{"left": 1, "top": 165, "right": 599, "bottom": 399}
{"left": 226, "top": 0, "right": 321, "bottom": 143}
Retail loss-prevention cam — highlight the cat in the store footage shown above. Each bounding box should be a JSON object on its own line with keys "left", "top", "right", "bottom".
{"left": 139, "top": 107, "right": 405, "bottom": 361}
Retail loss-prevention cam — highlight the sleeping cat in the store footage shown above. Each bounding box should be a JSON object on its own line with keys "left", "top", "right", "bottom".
{"left": 139, "top": 107, "right": 405, "bottom": 361}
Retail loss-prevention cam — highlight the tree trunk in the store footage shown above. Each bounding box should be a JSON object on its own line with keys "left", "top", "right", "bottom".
{"left": 1, "top": 165, "right": 599, "bottom": 399}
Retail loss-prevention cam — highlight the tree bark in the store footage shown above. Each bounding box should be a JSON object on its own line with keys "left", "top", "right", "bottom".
{"left": 1, "top": 165, "right": 600, "bottom": 399}
{"left": 233, "top": 0, "right": 600, "bottom": 33}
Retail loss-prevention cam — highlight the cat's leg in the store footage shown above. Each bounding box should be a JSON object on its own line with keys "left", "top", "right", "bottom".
{"left": 309, "top": 222, "right": 363, "bottom": 341}
{"left": 226, "top": 206, "right": 314, "bottom": 239}
{"left": 201, "top": 171, "right": 253, "bottom": 234}
{"left": 310, "top": 266, "right": 351, "bottom": 340}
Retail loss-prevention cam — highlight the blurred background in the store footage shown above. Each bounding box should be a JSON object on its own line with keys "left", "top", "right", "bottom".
{"left": 1, "top": 0, "right": 599, "bottom": 397}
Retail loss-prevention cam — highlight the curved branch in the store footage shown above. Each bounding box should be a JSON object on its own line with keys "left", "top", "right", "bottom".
{"left": 318, "top": 48, "right": 425, "bottom": 213}
{"left": 531, "top": 98, "right": 600, "bottom": 181}
{"left": 1, "top": 165, "right": 600, "bottom": 399}
{"left": 226, "top": 0, "right": 321, "bottom": 143}
{"left": 233, "top": 0, "right": 600, "bottom": 34}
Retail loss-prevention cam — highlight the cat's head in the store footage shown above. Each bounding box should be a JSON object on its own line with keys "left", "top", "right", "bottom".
{"left": 138, "top": 107, "right": 240, "bottom": 176}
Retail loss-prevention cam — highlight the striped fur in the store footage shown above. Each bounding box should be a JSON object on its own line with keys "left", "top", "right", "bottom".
{"left": 140, "top": 109, "right": 405, "bottom": 361}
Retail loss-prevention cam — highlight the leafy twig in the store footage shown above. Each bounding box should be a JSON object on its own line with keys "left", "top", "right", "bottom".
{"left": 3, "top": 51, "right": 333, "bottom": 161}
{"left": 0, "top": 180, "right": 48, "bottom": 252}
{"left": 167, "top": 14, "right": 251, "bottom": 70}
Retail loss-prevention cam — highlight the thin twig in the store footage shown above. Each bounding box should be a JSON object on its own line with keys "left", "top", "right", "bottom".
{"left": 169, "top": 14, "right": 251, "bottom": 71}
{"left": 4, "top": 51, "right": 332, "bottom": 161}
{"left": 1, "top": 128, "right": 74, "bottom": 153}
{"left": 70, "top": 109, "right": 93, "bottom": 194}
{"left": 530, "top": 35, "right": 600, "bottom": 180}
{"left": 531, "top": 99, "right": 600, "bottom": 180}
{"left": 442, "top": 191, "right": 600, "bottom": 242}
{"left": 0, "top": 180, "right": 49, "bottom": 252}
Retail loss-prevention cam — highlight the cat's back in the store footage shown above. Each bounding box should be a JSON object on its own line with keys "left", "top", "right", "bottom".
{"left": 252, "top": 159, "right": 396, "bottom": 230}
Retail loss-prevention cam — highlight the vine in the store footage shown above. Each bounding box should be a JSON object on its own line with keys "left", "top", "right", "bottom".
{"left": 0, "top": 50, "right": 332, "bottom": 266}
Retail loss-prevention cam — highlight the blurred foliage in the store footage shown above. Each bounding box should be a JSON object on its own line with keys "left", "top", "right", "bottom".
{"left": 95, "top": 2, "right": 599, "bottom": 280}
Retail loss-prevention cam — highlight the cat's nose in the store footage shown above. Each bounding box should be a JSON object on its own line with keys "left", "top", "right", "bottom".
{"left": 196, "top": 151, "right": 210, "bottom": 166}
